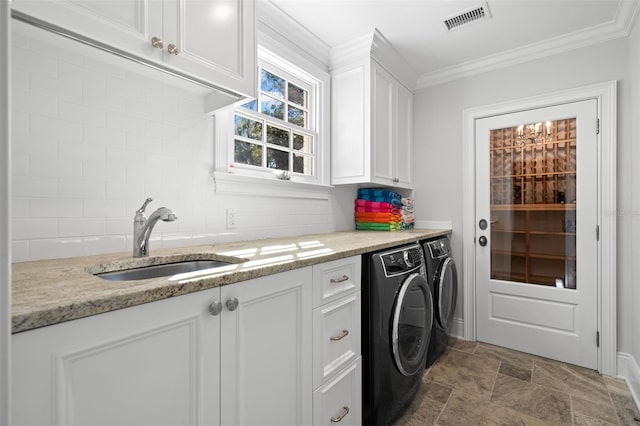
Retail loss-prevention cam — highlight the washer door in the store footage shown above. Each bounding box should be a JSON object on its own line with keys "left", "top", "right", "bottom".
{"left": 391, "top": 273, "right": 434, "bottom": 376}
{"left": 434, "top": 257, "right": 458, "bottom": 330}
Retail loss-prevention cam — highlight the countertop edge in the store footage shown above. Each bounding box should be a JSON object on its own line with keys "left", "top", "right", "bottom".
{"left": 12, "top": 229, "right": 451, "bottom": 334}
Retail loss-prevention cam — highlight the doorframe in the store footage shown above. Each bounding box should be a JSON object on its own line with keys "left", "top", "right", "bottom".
{"left": 461, "top": 81, "right": 617, "bottom": 375}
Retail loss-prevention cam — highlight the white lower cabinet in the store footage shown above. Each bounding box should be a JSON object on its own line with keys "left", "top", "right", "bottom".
{"left": 312, "top": 256, "right": 362, "bottom": 426}
{"left": 11, "top": 266, "right": 312, "bottom": 426}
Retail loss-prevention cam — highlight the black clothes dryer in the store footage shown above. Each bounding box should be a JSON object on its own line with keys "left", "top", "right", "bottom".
{"left": 362, "top": 244, "right": 434, "bottom": 426}
{"left": 422, "top": 235, "right": 458, "bottom": 368}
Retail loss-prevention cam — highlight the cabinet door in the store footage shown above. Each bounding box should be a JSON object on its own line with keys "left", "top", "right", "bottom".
{"left": 372, "top": 63, "right": 395, "bottom": 185}
{"left": 220, "top": 267, "right": 313, "bottom": 426}
{"left": 163, "top": 0, "right": 256, "bottom": 96}
{"left": 395, "top": 82, "right": 413, "bottom": 187}
{"left": 12, "top": 288, "right": 221, "bottom": 426}
{"left": 11, "top": 0, "right": 163, "bottom": 60}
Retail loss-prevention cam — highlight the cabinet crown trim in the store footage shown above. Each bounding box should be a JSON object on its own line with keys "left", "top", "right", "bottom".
{"left": 329, "top": 28, "right": 417, "bottom": 90}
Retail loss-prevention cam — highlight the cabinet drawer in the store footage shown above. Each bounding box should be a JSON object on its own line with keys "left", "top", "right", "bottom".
{"left": 312, "top": 357, "right": 362, "bottom": 426}
{"left": 312, "top": 256, "right": 361, "bottom": 307}
{"left": 313, "top": 292, "right": 361, "bottom": 387}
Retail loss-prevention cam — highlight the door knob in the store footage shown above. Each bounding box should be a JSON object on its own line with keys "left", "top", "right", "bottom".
{"left": 226, "top": 297, "right": 239, "bottom": 311}
{"left": 150, "top": 36, "right": 164, "bottom": 49}
{"left": 208, "top": 300, "right": 223, "bottom": 316}
{"left": 478, "top": 236, "right": 487, "bottom": 247}
{"left": 167, "top": 43, "right": 179, "bottom": 55}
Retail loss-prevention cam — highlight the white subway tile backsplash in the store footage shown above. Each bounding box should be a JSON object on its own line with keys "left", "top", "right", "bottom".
{"left": 58, "top": 179, "right": 106, "bottom": 199}
{"left": 59, "top": 218, "right": 105, "bottom": 237}
{"left": 84, "top": 125, "right": 126, "bottom": 148}
{"left": 30, "top": 238, "right": 84, "bottom": 260}
{"left": 106, "top": 110, "right": 147, "bottom": 135}
{"left": 105, "top": 217, "right": 131, "bottom": 236}
{"left": 13, "top": 90, "right": 58, "bottom": 117}
{"left": 31, "top": 74, "right": 82, "bottom": 103}
{"left": 30, "top": 114, "right": 83, "bottom": 141}
{"left": 12, "top": 176, "right": 58, "bottom": 198}
{"left": 11, "top": 241, "right": 30, "bottom": 263}
{"left": 11, "top": 152, "right": 29, "bottom": 176}
{"left": 83, "top": 87, "right": 126, "bottom": 112}
{"left": 83, "top": 236, "right": 127, "bottom": 256}
{"left": 11, "top": 27, "right": 344, "bottom": 262}
{"left": 30, "top": 156, "right": 82, "bottom": 179}
{"left": 30, "top": 198, "right": 83, "bottom": 218}
{"left": 13, "top": 218, "right": 58, "bottom": 240}
{"left": 59, "top": 101, "right": 106, "bottom": 127}
{"left": 83, "top": 161, "right": 126, "bottom": 184}
{"left": 59, "top": 139, "right": 106, "bottom": 162}
{"left": 105, "top": 181, "right": 145, "bottom": 201}
{"left": 84, "top": 199, "right": 127, "bottom": 218}
{"left": 59, "top": 61, "right": 106, "bottom": 90}
{"left": 105, "top": 75, "right": 145, "bottom": 100}
{"left": 12, "top": 198, "right": 29, "bottom": 219}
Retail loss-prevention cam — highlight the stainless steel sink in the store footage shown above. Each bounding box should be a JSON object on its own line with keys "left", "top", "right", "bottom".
{"left": 95, "top": 260, "right": 233, "bottom": 281}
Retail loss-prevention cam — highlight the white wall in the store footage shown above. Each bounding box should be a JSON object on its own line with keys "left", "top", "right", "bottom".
{"left": 10, "top": 21, "right": 355, "bottom": 263}
{"left": 412, "top": 37, "right": 633, "bottom": 352}
{"left": 1, "top": 0, "right": 11, "bottom": 423}
{"left": 629, "top": 7, "right": 640, "bottom": 396}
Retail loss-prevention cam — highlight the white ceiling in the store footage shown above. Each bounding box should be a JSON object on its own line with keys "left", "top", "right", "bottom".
{"left": 266, "top": 0, "right": 640, "bottom": 87}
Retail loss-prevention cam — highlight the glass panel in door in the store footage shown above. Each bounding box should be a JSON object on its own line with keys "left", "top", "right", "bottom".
{"left": 489, "top": 118, "right": 577, "bottom": 289}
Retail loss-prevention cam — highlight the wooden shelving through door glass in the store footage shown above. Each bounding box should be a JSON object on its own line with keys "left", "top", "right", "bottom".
{"left": 489, "top": 118, "right": 577, "bottom": 288}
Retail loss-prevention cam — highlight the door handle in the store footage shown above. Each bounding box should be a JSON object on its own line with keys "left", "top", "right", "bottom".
{"left": 478, "top": 236, "right": 487, "bottom": 246}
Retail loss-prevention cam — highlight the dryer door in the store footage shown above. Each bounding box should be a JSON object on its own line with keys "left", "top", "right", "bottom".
{"left": 391, "top": 273, "right": 433, "bottom": 376}
{"left": 434, "top": 257, "right": 458, "bottom": 330}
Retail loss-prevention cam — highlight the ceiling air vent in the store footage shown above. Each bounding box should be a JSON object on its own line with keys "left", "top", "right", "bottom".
{"left": 443, "top": 2, "right": 491, "bottom": 31}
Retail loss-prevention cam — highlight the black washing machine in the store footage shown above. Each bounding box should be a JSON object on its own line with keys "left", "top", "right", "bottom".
{"left": 362, "top": 244, "right": 434, "bottom": 426}
{"left": 422, "top": 235, "right": 458, "bottom": 368}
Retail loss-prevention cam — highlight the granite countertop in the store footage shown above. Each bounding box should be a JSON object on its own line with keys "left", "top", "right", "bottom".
{"left": 12, "top": 229, "right": 450, "bottom": 334}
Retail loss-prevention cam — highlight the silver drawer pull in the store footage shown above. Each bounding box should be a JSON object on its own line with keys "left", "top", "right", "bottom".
{"left": 330, "top": 406, "right": 349, "bottom": 423}
{"left": 330, "top": 329, "right": 349, "bottom": 341}
{"left": 330, "top": 275, "right": 349, "bottom": 283}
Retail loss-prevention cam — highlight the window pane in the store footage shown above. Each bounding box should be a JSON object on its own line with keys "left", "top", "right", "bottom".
{"left": 288, "top": 106, "right": 307, "bottom": 127}
{"left": 240, "top": 99, "right": 258, "bottom": 111}
{"left": 288, "top": 82, "right": 307, "bottom": 107}
{"left": 234, "top": 115, "right": 262, "bottom": 141}
{"left": 261, "top": 95, "right": 285, "bottom": 120}
{"left": 267, "top": 125, "right": 289, "bottom": 148}
{"left": 293, "top": 133, "right": 312, "bottom": 153}
{"left": 261, "top": 69, "right": 285, "bottom": 99}
{"left": 234, "top": 140, "right": 262, "bottom": 166}
{"left": 293, "top": 153, "right": 313, "bottom": 175}
{"left": 267, "top": 148, "right": 289, "bottom": 171}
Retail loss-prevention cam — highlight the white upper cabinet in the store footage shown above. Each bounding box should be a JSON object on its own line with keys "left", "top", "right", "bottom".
{"left": 330, "top": 29, "right": 416, "bottom": 189}
{"left": 11, "top": 0, "right": 256, "bottom": 99}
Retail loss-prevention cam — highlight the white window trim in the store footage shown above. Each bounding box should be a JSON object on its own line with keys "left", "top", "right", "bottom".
{"left": 212, "top": 41, "right": 331, "bottom": 197}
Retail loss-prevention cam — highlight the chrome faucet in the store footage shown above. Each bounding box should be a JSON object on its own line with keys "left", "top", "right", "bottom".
{"left": 133, "top": 197, "right": 177, "bottom": 257}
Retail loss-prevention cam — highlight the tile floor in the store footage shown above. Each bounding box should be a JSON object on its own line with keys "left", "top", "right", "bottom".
{"left": 397, "top": 339, "right": 640, "bottom": 425}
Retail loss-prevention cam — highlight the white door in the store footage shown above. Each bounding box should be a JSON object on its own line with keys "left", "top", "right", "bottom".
{"left": 475, "top": 99, "right": 599, "bottom": 369}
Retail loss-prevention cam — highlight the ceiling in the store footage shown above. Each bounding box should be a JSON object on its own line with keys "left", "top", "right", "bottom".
{"left": 266, "top": 0, "right": 640, "bottom": 87}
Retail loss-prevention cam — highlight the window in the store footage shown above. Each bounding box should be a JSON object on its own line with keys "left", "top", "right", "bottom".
{"left": 231, "top": 52, "right": 319, "bottom": 180}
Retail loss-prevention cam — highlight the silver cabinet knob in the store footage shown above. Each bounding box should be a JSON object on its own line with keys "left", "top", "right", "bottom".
{"left": 167, "top": 43, "right": 179, "bottom": 55}
{"left": 208, "top": 301, "right": 223, "bottom": 316}
{"left": 226, "top": 297, "right": 239, "bottom": 311}
{"left": 150, "top": 36, "right": 164, "bottom": 49}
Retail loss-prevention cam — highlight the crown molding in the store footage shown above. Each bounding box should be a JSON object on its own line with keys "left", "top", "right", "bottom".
{"left": 256, "top": 0, "right": 331, "bottom": 70}
{"left": 416, "top": 0, "right": 640, "bottom": 89}
{"left": 330, "top": 28, "right": 418, "bottom": 91}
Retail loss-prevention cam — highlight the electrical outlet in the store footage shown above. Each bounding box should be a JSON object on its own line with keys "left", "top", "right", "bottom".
{"left": 226, "top": 208, "right": 237, "bottom": 229}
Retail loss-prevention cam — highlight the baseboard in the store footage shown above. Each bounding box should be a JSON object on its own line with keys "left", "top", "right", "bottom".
{"left": 616, "top": 352, "right": 640, "bottom": 411}
{"left": 449, "top": 317, "right": 464, "bottom": 339}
